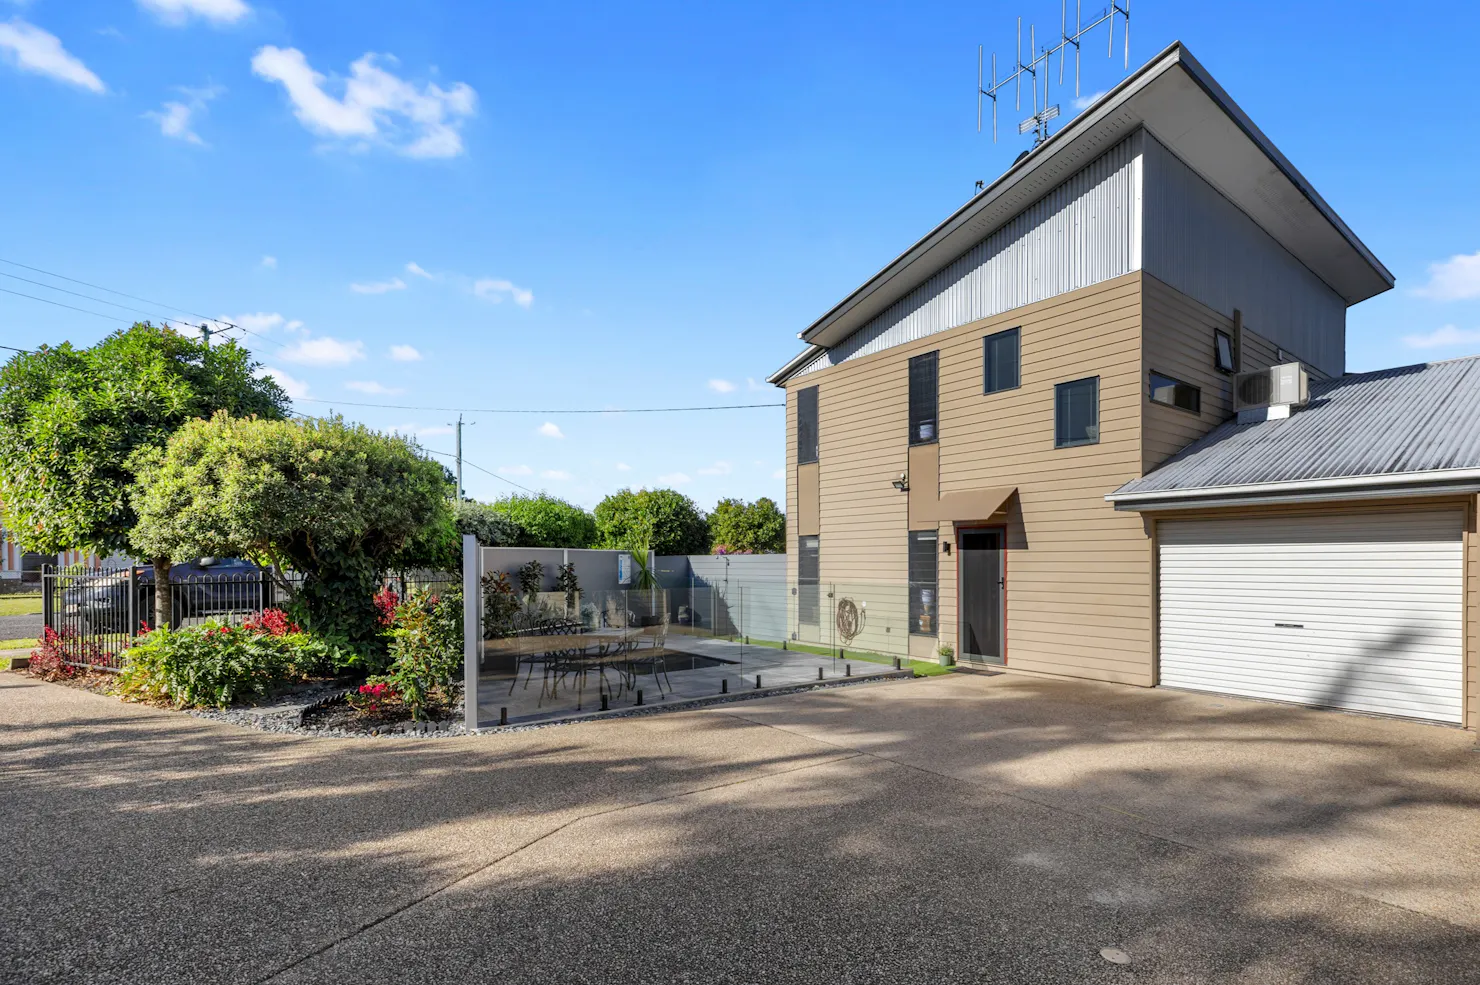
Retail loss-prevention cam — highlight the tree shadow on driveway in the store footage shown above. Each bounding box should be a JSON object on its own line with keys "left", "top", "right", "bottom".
{"left": 2, "top": 672, "right": 1477, "bottom": 984}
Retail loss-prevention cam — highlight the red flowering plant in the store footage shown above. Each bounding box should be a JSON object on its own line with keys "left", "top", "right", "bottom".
{"left": 346, "top": 679, "right": 401, "bottom": 715}
{"left": 373, "top": 587, "right": 400, "bottom": 628}
{"left": 241, "top": 608, "right": 300, "bottom": 637}
{"left": 29, "top": 626, "right": 119, "bottom": 678}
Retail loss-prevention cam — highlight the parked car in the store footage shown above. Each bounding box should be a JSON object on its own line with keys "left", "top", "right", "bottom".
{"left": 60, "top": 558, "right": 270, "bottom": 632}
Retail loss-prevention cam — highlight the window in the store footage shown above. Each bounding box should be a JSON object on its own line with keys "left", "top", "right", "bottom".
{"left": 908, "top": 530, "right": 938, "bottom": 634}
{"left": 1149, "top": 371, "right": 1201, "bottom": 414}
{"left": 1214, "top": 330, "right": 1236, "bottom": 374}
{"left": 796, "top": 385, "right": 818, "bottom": 464}
{"left": 908, "top": 351, "right": 939, "bottom": 444}
{"left": 983, "top": 327, "right": 1020, "bottom": 394}
{"left": 798, "top": 536, "right": 820, "bottom": 626}
{"left": 1054, "top": 377, "right": 1099, "bottom": 448}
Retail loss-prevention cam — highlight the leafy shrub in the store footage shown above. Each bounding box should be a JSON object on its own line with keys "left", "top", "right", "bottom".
{"left": 595, "top": 488, "right": 710, "bottom": 555}
{"left": 453, "top": 500, "right": 525, "bottom": 546}
{"left": 364, "top": 588, "right": 463, "bottom": 720}
{"left": 487, "top": 493, "right": 597, "bottom": 548}
{"left": 555, "top": 562, "right": 579, "bottom": 611}
{"left": 117, "top": 622, "right": 300, "bottom": 708}
{"left": 29, "top": 626, "right": 117, "bottom": 677}
{"left": 517, "top": 560, "right": 544, "bottom": 601}
{"left": 709, "top": 497, "right": 785, "bottom": 554}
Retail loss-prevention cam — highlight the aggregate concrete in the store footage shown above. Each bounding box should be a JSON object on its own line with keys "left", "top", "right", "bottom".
{"left": 2, "top": 670, "right": 1477, "bottom": 984}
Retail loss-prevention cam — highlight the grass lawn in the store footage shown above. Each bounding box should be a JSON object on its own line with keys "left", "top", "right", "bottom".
{"left": 0, "top": 637, "right": 37, "bottom": 650}
{"left": 0, "top": 595, "right": 43, "bottom": 616}
{"left": 725, "top": 635, "right": 955, "bottom": 678}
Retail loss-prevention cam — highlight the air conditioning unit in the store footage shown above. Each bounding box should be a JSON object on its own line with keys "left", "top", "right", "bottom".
{"left": 1234, "top": 362, "right": 1308, "bottom": 420}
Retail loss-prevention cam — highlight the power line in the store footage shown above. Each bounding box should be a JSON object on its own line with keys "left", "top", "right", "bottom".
{"left": 0, "top": 286, "right": 136, "bottom": 323}
{"left": 0, "top": 270, "right": 186, "bottom": 325}
{"left": 422, "top": 447, "right": 537, "bottom": 494}
{"left": 293, "top": 396, "right": 783, "bottom": 414}
{"left": 0, "top": 256, "right": 227, "bottom": 327}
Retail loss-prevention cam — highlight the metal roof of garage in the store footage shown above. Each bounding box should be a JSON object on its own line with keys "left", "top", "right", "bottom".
{"left": 1108, "top": 356, "right": 1480, "bottom": 509}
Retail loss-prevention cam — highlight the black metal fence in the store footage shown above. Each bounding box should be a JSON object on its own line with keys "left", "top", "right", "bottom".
{"left": 40, "top": 564, "right": 460, "bottom": 671}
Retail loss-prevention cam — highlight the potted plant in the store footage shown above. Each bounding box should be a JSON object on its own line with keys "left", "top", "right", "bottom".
{"left": 937, "top": 643, "right": 955, "bottom": 667}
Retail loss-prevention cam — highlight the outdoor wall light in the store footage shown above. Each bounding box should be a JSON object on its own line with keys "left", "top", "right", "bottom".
{"left": 941, "top": 541, "right": 952, "bottom": 555}
{"left": 892, "top": 472, "right": 909, "bottom": 492}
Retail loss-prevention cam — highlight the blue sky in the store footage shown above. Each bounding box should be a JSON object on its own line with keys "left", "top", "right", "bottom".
{"left": 2, "top": 0, "right": 1479, "bottom": 509}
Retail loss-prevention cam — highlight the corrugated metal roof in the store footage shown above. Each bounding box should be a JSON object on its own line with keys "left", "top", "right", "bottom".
{"left": 1111, "top": 356, "right": 1480, "bottom": 500}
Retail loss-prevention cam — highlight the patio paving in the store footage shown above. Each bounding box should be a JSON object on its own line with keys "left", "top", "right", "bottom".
{"left": 476, "top": 634, "right": 899, "bottom": 725}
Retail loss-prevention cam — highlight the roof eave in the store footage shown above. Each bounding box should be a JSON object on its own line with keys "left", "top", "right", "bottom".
{"left": 1106, "top": 467, "right": 1480, "bottom": 512}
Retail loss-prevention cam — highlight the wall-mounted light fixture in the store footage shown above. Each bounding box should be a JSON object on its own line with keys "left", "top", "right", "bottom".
{"left": 941, "top": 541, "right": 951, "bottom": 556}
{"left": 891, "top": 472, "right": 909, "bottom": 492}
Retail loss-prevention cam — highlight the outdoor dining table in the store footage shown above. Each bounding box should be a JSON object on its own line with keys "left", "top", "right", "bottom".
{"left": 492, "top": 625, "right": 668, "bottom": 709}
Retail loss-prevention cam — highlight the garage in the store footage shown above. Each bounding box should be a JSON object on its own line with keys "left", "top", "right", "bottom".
{"left": 1158, "top": 509, "right": 1465, "bottom": 723}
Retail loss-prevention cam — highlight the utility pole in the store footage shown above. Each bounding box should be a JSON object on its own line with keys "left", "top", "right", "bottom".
{"left": 455, "top": 414, "right": 464, "bottom": 501}
{"left": 199, "top": 323, "right": 213, "bottom": 348}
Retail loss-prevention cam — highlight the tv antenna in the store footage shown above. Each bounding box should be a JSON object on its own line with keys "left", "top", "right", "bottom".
{"left": 978, "top": 1, "right": 1131, "bottom": 147}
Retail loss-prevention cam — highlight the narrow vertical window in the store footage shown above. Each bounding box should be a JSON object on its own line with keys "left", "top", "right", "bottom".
{"left": 983, "top": 327, "right": 1020, "bottom": 393}
{"left": 908, "top": 351, "right": 939, "bottom": 444}
{"left": 798, "top": 536, "right": 820, "bottom": 626}
{"left": 1054, "top": 377, "right": 1099, "bottom": 448}
{"left": 908, "top": 530, "right": 938, "bottom": 635}
{"left": 796, "top": 385, "right": 818, "bottom": 464}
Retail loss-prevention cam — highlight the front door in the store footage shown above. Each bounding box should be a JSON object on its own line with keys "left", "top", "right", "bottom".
{"left": 959, "top": 529, "right": 1003, "bottom": 664}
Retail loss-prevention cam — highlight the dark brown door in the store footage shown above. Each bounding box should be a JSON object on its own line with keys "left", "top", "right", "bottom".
{"left": 959, "top": 529, "right": 1003, "bottom": 664}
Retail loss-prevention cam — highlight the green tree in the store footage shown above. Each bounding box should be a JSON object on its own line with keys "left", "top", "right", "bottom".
{"left": 595, "top": 488, "right": 710, "bottom": 556}
{"left": 0, "top": 324, "right": 288, "bottom": 627}
{"left": 452, "top": 500, "right": 525, "bottom": 547}
{"left": 709, "top": 496, "right": 786, "bottom": 554}
{"left": 128, "top": 413, "right": 452, "bottom": 660}
{"left": 488, "top": 493, "right": 597, "bottom": 548}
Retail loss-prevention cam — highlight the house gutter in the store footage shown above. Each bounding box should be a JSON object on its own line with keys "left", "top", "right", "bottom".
{"left": 1106, "top": 467, "right": 1480, "bottom": 512}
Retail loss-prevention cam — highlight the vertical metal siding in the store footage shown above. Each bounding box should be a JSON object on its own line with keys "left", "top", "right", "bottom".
{"left": 1141, "top": 134, "right": 1347, "bottom": 377}
{"left": 797, "top": 135, "right": 1143, "bottom": 376}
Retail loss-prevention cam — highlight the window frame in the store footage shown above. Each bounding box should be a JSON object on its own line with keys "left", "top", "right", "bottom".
{"left": 798, "top": 535, "right": 820, "bottom": 626}
{"left": 796, "top": 385, "right": 819, "bottom": 465}
{"left": 982, "top": 327, "right": 1021, "bottom": 395}
{"left": 1148, "top": 370, "right": 1202, "bottom": 415}
{"left": 1214, "top": 330, "right": 1236, "bottom": 374}
{"left": 907, "top": 529, "right": 939, "bottom": 636}
{"left": 1054, "top": 376, "right": 1100, "bottom": 449}
{"left": 907, "top": 350, "right": 939, "bottom": 446}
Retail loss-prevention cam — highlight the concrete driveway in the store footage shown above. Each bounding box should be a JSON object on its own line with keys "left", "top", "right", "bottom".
{"left": 2, "top": 671, "right": 1477, "bottom": 984}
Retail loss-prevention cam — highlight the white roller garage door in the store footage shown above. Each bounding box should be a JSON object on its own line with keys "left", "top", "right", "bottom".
{"left": 1158, "top": 509, "right": 1464, "bottom": 723}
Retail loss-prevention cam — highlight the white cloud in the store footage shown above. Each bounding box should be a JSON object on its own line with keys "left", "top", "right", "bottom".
{"left": 537, "top": 421, "right": 564, "bottom": 439}
{"left": 255, "top": 365, "right": 308, "bottom": 399}
{"left": 0, "top": 19, "right": 105, "bottom": 92}
{"left": 345, "top": 380, "right": 405, "bottom": 395}
{"left": 657, "top": 472, "right": 692, "bottom": 486}
{"left": 1402, "top": 324, "right": 1480, "bottom": 349}
{"left": 1071, "top": 89, "right": 1107, "bottom": 111}
{"left": 137, "top": 0, "right": 251, "bottom": 26}
{"left": 284, "top": 319, "right": 303, "bottom": 333}
{"left": 707, "top": 378, "right": 736, "bottom": 393}
{"left": 250, "top": 46, "right": 477, "bottom": 159}
{"left": 615, "top": 462, "right": 631, "bottom": 471}
{"left": 389, "top": 344, "right": 421, "bottom": 361}
{"left": 350, "top": 276, "right": 406, "bottom": 295}
{"left": 540, "top": 469, "right": 572, "bottom": 481}
{"left": 746, "top": 377, "right": 768, "bottom": 391}
{"left": 771, "top": 468, "right": 785, "bottom": 480}
{"left": 405, "top": 261, "right": 434, "bottom": 279}
{"left": 260, "top": 255, "right": 277, "bottom": 269}
{"left": 278, "top": 336, "right": 365, "bottom": 365}
{"left": 230, "top": 311, "right": 284, "bottom": 332}
{"left": 473, "top": 277, "right": 534, "bottom": 308}
{"left": 498, "top": 464, "right": 533, "bottom": 476}
{"left": 1413, "top": 251, "right": 1480, "bottom": 301}
{"left": 698, "top": 461, "right": 732, "bottom": 475}
{"left": 144, "top": 84, "right": 221, "bottom": 145}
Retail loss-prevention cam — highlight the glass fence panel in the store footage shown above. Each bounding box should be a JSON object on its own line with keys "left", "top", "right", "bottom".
{"left": 471, "top": 578, "right": 927, "bottom": 728}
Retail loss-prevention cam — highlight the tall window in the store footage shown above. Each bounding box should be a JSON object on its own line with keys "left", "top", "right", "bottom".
{"left": 798, "top": 536, "right": 820, "bottom": 626}
{"left": 983, "top": 327, "right": 1020, "bottom": 394}
{"left": 1214, "top": 330, "right": 1236, "bottom": 374}
{"left": 908, "top": 530, "right": 938, "bottom": 635}
{"left": 1054, "top": 377, "right": 1099, "bottom": 448}
{"left": 796, "top": 385, "right": 818, "bottom": 464}
{"left": 908, "top": 351, "right": 939, "bottom": 444}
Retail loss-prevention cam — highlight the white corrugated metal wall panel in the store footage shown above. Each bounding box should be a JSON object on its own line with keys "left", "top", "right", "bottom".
{"left": 1158, "top": 511, "right": 1464, "bottom": 723}
{"left": 797, "top": 135, "right": 1142, "bottom": 377}
{"left": 1141, "top": 134, "right": 1347, "bottom": 377}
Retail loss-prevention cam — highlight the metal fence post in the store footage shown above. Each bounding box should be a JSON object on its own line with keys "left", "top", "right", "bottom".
{"left": 41, "top": 565, "right": 53, "bottom": 633}
{"left": 127, "top": 566, "right": 139, "bottom": 637}
{"left": 462, "top": 534, "right": 481, "bottom": 732}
